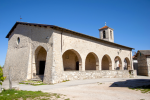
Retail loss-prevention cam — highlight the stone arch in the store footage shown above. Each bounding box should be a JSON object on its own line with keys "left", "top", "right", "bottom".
{"left": 35, "top": 46, "right": 47, "bottom": 75}
{"left": 114, "top": 56, "right": 122, "bottom": 70}
{"left": 62, "top": 49, "right": 82, "bottom": 71}
{"left": 101, "top": 54, "right": 112, "bottom": 70}
{"left": 85, "top": 52, "right": 99, "bottom": 70}
{"left": 124, "top": 57, "right": 131, "bottom": 70}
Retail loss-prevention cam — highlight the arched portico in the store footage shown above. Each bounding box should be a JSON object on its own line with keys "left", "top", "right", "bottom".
{"left": 114, "top": 56, "right": 122, "bottom": 70}
{"left": 85, "top": 52, "right": 99, "bottom": 70}
{"left": 62, "top": 49, "right": 82, "bottom": 71}
{"left": 35, "top": 46, "right": 47, "bottom": 75}
{"left": 124, "top": 57, "right": 131, "bottom": 70}
{"left": 101, "top": 54, "right": 112, "bottom": 70}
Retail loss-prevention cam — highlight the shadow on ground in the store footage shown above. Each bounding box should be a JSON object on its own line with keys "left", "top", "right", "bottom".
{"left": 110, "top": 79, "right": 150, "bottom": 88}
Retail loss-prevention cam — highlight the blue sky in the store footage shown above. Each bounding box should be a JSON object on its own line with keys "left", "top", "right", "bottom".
{"left": 0, "top": 0, "right": 150, "bottom": 66}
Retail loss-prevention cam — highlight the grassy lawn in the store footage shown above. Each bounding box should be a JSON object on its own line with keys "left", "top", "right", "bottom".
{"left": 129, "top": 85, "right": 150, "bottom": 93}
{"left": 0, "top": 89, "right": 70, "bottom": 100}
{"left": 19, "top": 80, "right": 47, "bottom": 86}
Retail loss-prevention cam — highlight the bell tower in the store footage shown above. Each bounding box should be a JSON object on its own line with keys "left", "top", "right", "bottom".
{"left": 99, "top": 22, "right": 114, "bottom": 42}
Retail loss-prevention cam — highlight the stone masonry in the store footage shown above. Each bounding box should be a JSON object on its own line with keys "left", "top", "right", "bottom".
{"left": 4, "top": 22, "right": 135, "bottom": 84}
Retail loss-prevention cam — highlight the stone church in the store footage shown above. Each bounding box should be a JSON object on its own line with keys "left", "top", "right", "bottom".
{"left": 4, "top": 22, "right": 134, "bottom": 84}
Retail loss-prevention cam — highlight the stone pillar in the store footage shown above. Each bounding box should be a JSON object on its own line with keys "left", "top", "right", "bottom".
{"left": 98, "top": 59, "right": 101, "bottom": 70}
{"left": 96, "top": 64, "right": 99, "bottom": 70}
{"left": 81, "top": 57, "right": 85, "bottom": 71}
{"left": 109, "top": 64, "right": 112, "bottom": 70}
{"left": 43, "top": 46, "right": 53, "bottom": 84}
{"left": 27, "top": 44, "right": 32, "bottom": 79}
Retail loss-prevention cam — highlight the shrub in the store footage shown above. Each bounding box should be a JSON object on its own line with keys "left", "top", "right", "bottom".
{"left": 0, "top": 65, "right": 6, "bottom": 85}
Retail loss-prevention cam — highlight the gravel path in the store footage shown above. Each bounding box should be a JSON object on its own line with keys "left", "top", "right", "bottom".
{"left": 44, "top": 82, "right": 150, "bottom": 100}
{"left": 2, "top": 76, "right": 150, "bottom": 100}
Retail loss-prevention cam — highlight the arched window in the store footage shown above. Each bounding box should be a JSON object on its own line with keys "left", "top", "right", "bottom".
{"left": 17, "top": 37, "right": 20, "bottom": 44}
{"left": 110, "top": 31, "right": 112, "bottom": 39}
{"left": 103, "top": 31, "right": 106, "bottom": 38}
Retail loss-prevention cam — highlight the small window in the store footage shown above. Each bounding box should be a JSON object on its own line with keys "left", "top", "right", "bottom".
{"left": 103, "top": 31, "right": 106, "bottom": 38}
{"left": 110, "top": 31, "right": 112, "bottom": 39}
{"left": 17, "top": 37, "right": 20, "bottom": 44}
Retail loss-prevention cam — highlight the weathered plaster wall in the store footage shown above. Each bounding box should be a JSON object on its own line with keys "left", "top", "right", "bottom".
{"left": 52, "top": 30, "right": 132, "bottom": 83}
{"left": 4, "top": 25, "right": 31, "bottom": 81}
{"left": 4, "top": 24, "right": 54, "bottom": 83}
{"left": 137, "top": 53, "right": 148, "bottom": 76}
{"left": 4, "top": 24, "right": 133, "bottom": 84}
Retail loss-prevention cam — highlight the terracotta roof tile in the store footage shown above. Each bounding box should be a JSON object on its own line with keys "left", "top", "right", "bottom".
{"left": 100, "top": 26, "right": 109, "bottom": 30}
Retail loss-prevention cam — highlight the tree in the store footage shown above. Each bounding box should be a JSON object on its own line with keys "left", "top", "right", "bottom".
{"left": 0, "top": 65, "right": 6, "bottom": 85}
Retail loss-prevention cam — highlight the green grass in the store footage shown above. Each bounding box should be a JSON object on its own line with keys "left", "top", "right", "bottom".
{"left": 129, "top": 85, "right": 150, "bottom": 93}
{"left": 62, "top": 80, "right": 70, "bottom": 82}
{"left": 65, "top": 98, "right": 70, "bottom": 100}
{"left": 19, "top": 80, "right": 47, "bottom": 86}
{"left": 0, "top": 89, "right": 63, "bottom": 100}
{"left": 97, "top": 82, "right": 103, "bottom": 85}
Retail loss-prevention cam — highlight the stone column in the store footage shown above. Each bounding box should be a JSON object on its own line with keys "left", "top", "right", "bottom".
{"left": 43, "top": 46, "right": 53, "bottom": 84}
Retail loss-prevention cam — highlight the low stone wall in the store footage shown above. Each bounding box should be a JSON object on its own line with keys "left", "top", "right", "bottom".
{"left": 59, "top": 70, "right": 129, "bottom": 82}
{"left": 129, "top": 70, "right": 137, "bottom": 78}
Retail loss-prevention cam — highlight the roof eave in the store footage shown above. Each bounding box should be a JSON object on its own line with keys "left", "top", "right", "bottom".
{"left": 6, "top": 22, "right": 134, "bottom": 50}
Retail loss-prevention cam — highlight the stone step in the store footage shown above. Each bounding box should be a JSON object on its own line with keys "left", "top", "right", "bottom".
{"left": 32, "top": 75, "right": 44, "bottom": 81}
{"left": 28, "top": 78, "right": 42, "bottom": 82}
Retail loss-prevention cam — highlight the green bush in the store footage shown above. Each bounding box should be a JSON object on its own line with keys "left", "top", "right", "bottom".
{"left": 0, "top": 65, "right": 6, "bottom": 85}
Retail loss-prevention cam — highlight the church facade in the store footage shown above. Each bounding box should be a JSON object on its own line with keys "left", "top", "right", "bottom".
{"left": 4, "top": 22, "right": 134, "bottom": 84}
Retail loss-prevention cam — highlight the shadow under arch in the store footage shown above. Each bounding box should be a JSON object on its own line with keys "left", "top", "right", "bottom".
{"left": 101, "top": 54, "right": 112, "bottom": 70}
{"left": 35, "top": 46, "right": 47, "bottom": 75}
{"left": 62, "top": 49, "right": 82, "bottom": 71}
{"left": 124, "top": 57, "right": 131, "bottom": 70}
{"left": 85, "top": 52, "right": 99, "bottom": 70}
{"left": 114, "top": 56, "right": 122, "bottom": 70}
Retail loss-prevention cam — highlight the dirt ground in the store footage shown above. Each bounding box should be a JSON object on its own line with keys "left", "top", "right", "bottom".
{"left": 2, "top": 77, "right": 150, "bottom": 100}
{"left": 44, "top": 82, "right": 150, "bottom": 100}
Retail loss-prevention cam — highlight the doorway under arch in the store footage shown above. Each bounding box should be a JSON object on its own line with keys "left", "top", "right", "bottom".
{"left": 101, "top": 54, "right": 112, "bottom": 70}
{"left": 114, "top": 56, "right": 122, "bottom": 70}
{"left": 85, "top": 52, "right": 99, "bottom": 70}
{"left": 35, "top": 46, "right": 47, "bottom": 75}
{"left": 62, "top": 49, "right": 82, "bottom": 71}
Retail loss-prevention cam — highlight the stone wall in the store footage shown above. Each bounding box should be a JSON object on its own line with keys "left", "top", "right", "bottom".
{"left": 137, "top": 53, "right": 148, "bottom": 76}
{"left": 53, "top": 30, "right": 133, "bottom": 83}
{"left": 4, "top": 23, "right": 134, "bottom": 84}
{"left": 57, "top": 70, "right": 129, "bottom": 83}
{"left": 129, "top": 70, "right": 137, "bottom": 78}
{"left": 4, "top": 24, "right": 54, "bottom": 83}
{"left": 146, "top": 56, "right": 150, "bottom": 76}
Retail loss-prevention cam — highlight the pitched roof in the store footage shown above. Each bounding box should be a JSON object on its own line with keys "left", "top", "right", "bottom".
{"left": 6, "top": 21, "right": 133, "bottom": 50}
{"left": 139, "top": 50, "right": 150, "bottom": 56}
{"left": 99, "top": 26, "right": 114, "bottom": 30}
{"left": 100, "top": 26, "right": 109, "bottom": 30}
